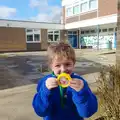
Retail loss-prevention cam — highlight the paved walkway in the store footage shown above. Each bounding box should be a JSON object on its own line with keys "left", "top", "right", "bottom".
{"left": 0, "top": 49, "right": 116, "bottom": 120}
{"left": 0, "top": 84, "right": 41, "bottom": 120}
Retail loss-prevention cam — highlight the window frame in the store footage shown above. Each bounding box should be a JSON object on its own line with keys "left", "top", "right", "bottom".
{"left": 65, "top": 0, "right": 98, "bottom": 17}
{"left": 26, "top": 29, "right": 41, "bottom": 43}
{"left": 47, "top": 30, "right": 60, "bottom": 42}
{"left": 80, "top": 1, "right": 88, "bottom": 13}
{"left": 73, "top": 2, "right": 80, "bottom": 15}
{"left": 66, "top": 4, "right": 73, "bottom": 17}
{"left": 89, "top": 0, "right": 97, "bottom": 10}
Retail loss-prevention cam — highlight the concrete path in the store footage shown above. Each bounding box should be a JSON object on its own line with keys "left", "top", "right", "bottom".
{"left": 0, "top": 77, "right": 98, "bottom": 120}
{"left": 0, "top": 49, "right": 116, "bottom": 120}
{"left": 0, "top": 84, "right": 41, "bottom": 120}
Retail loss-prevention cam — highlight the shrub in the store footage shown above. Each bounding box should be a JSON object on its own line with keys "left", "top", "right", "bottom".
{"left": 97, "top": 65, "right": 120, "bottom": 120}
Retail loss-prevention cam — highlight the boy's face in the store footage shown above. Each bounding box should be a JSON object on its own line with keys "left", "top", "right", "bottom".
{"left": 50, "top": 56, "right": 75, "bottom": 76}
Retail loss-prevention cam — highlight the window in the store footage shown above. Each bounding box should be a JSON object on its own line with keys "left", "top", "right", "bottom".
{"left": 66, "top": 7, "right": 73, "bottom": 16}
{"left": 26, "top": 29, "right": 40, "bottom": 42}
{"left": 26, "top": 29, "right": 33, "bottom": 32}
{"left": 34, "top": 29, "right": 39, "bottom": 31}
{"left": 81, "top": 2, "right": 88, "bottom": 12}
{"left": 48, "top": 30, "right": 60, "bottom": 42}
{"left": 27, "top": 35, "right": 33, "bottom": 42}
{"left": 81, "top": 31, "right": 84, "bottom": 34}
{"left": 34, "top": 34, "right": 40, "bottom": 41}
{"left": 68, "top": 31, "right": 77, "bottom": 34}
{"left": 65, "top": 0, "right": 97, "bottom": 17}
{"left": 54, "top": 31, "right": 59, "bottom": 34}
{"left": 91, "top": 30, "right": 96, "bottom": 33}
{"left": 48, "top": 34, "right": 53, "bottom": 41}
{"left": 48, "top": 31, "right": 53, "bottom": 34}
{"left": 108, "top": 28, "right": 114, "bottom": 32}
{"left": 85, "top": 30, "right": 89, "bottom": 34}
{"left": 73, "top": 31, "right": 77, "bottom": 34}
{"left": 54, "top": 35, "right": 59, "bottom": 41}
{"left": 73, "top": 5, "right": 79, "bottom": 14}
{"left": 68, "top": 31, "right": 73, "bottom": 34}
{"left": 89, "top": 0, "right": 97, "bottom": 10}
{"left": 102, "top": 29, "right": 107, "bottom": 32}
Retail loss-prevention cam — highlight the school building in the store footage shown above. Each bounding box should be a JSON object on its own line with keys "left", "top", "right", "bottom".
{"left": 0, "top": 20, "right": 66, "bottom": 52}
{"left": 0, "top": 0, "right": 118, "bottom": 52}
{"left": 61, "top": 0, "right": 117, "bottom": 49}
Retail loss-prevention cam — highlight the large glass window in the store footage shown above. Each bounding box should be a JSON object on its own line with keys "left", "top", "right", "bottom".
{"left": 66, "top": 7, "right": 73, "bottom": 16}
{"left": 34, "top": 34, "right": 40, "bottom": 41}
{"left": 48, "top": 34, "right": 53, "bottom": 41}
{"left": 54, "top": 34, "right": 59, "bottom": 41}
{"left": 27, "top": 35, "right": 33, "bottom": 42}
{"left": 26, "top": 29, "right": 40, "bottom": 42}
{"left": 26, "top": 29, "right": 33, "bottom": 32}
{"left": 81, "top": 2, "right": 88, "bottom": 12}
{"left": 73, "top": 5, "right": 79, "bottom": 14}
{"left": 65, "top": 0, "right": 97, "bottom": 16}
{"left": 48, "top": 30, "right": 60, "bottom": 42}
{"left": 89, "top": 0, "right": 97, "bottom": 10}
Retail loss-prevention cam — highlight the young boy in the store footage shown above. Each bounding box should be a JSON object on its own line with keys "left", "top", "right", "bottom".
{"left": 32, "top": 42, "right": 98, "bottom": 120}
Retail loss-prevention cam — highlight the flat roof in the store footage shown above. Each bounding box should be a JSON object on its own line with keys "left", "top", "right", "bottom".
{"left": 0, "top": 19, "right": 65, "bottom": 30}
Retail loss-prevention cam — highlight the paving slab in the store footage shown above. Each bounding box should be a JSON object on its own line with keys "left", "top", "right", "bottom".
{"left": 0, "top": 84, "right": 42, "bottom": 120}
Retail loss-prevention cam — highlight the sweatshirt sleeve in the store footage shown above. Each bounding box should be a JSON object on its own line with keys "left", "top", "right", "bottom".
{"left": 32, "top": 76, "right": 52, "bottom": 117}
{"left": 72, "top": 76, "right": 98, "bottom": 118}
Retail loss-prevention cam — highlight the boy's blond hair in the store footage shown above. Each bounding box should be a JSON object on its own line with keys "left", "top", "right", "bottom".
{"left": 47, "top": 41, "right": 76, "bottom": 64}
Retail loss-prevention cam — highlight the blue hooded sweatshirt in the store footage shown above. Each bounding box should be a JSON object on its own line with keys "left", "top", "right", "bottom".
{"left": 32, "top": 73, "right": 98, "bottom": 120}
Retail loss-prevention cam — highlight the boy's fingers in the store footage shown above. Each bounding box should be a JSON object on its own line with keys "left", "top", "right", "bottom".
{"left": 47, "top": 84, "right": 58, "bottom": 89}
{"left": 70, "top": 84, "right": 80, "bottom": 88}
{"left": 70, "top": 80, "right": 76, "bottom": 83}
{"left": 51, "top": 78, "right": 57, "bottom": 82}
{"left": 51, "top": 83, "right": 58, "bottom": 86}
{"left": 70, "top": 85, "right": 79, "bottom": 90}
{"left": 70, "top": 80, "right": 82, "bottom": 84}
{"left": 52, "top": 84, "right": 58, "bottom": 88}
{"left": 70, "top": 81, "right": 80, "bottom": 85}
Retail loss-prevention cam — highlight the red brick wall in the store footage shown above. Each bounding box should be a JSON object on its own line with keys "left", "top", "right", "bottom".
{"left": 98, "top": 0, "right": 117, "bottom": 17}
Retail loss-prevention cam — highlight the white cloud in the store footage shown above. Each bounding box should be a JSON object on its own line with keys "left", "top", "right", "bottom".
{"left": 0, "top": 6, "right": 16, "bottom": 19}
{"left": 29, "top": 0, "right": 41, "bottom": 8}
{"left": 29, "top": 0, "right": 61, "bottom": 23}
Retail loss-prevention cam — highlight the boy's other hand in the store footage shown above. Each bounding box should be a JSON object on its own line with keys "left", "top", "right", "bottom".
{"left": 46, "top": 77, "right": 58, "bottom": 90}
{"left": 70, "top": 79, "right": 84, "bottom": 92}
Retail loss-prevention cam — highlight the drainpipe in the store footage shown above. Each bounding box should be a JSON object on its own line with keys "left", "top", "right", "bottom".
{"left": 79, "top": 28, "right": 81, "bottom": 49}
{"left": 97, "top": 24, "right": 99, "bottom": 50}
{"left": 97, "top": 0, "right": 99, "bottom": 50}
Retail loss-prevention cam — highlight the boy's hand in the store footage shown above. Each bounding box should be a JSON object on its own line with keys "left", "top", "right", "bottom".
{"left": 46, "top": 77, "right": 58, "bottom": 90}
{"left": 70, "top": 79, "right": 84, "bottom": 92}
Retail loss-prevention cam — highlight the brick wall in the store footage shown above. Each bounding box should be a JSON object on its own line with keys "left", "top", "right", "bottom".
{"left": 0, "top": 27, "right": 26, "bottom": 52}
{"left": 41, "top": 29, "right": 48, "bottom": 50}
{"left": 98, "top": 0, "right": 117, "bottom": 17}
{"left": 27, "top": 43, "right": 41, "bottom": 51}
{"left": 60, "top": 30, "right": 68, "bottom": 42}
{"left": 62, "top": 6, "right": 66, "bottom": 24}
